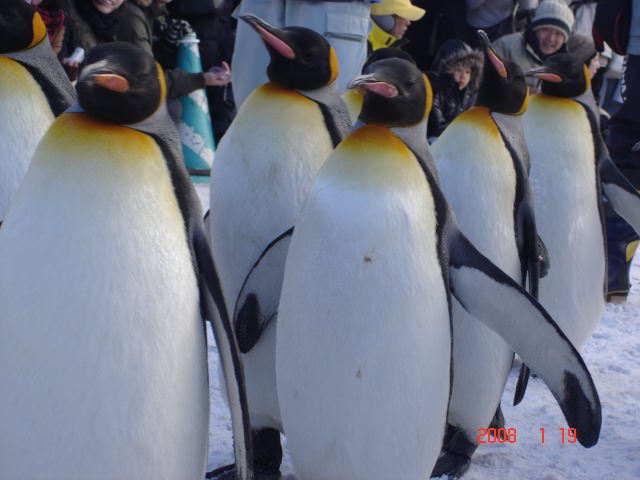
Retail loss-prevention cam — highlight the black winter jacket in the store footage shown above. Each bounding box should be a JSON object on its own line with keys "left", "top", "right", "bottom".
{"left": 428, "top": 39, "right": 483, "bottom": 138}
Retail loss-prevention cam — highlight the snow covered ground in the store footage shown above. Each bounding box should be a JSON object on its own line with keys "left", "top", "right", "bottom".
{"left": 196, "top": 184, "right": 640, "bottom": 480}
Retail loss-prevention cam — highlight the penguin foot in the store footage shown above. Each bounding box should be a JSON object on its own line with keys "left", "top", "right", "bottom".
{"left": 434, "top": 423, "right": 477, "bottom": 479}
{"left": 206, "top": 464, "right": 281, "bottom": 480}
{"left": 206, "top": 428, "right": 283, "bottom": 480}
{"left": 205, "top": 463, "right": 234, "bottom": 479}
{"left": 607, "top": 292, "right": 629, "bottom": 303}
{"left": 430, "top": 452, "right": 471, "bottom": 479}
{"left": 488, "top": 404, "right": 505, "bottom": 429}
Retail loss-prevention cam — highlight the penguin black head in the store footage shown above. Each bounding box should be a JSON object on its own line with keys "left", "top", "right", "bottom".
{"left": 526, "top": 53, "right": 590, "bottom": 98}
{"left": 475, "top": 30, "right": 529, "bottom": 115}
{"left": 349, "top": 57, "right": 432, "bottom": 127}
{"left": 0, "top": 0, "right": 47, "bottom": 53}
{"left": 77, "top": 42, "right": 166, "bottom": 125}
{"left": 363, "top": 47, "right": 416, "bottom": 72}
{"left": 241, "top": 14, "right": 338, "bottom": 90}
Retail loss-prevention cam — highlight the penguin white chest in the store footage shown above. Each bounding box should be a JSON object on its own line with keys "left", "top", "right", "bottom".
{"left": 277, "top": 126, "right": 451, "bottom": 480}
{"left": 0, "top": 56, "right": 54, "bottom": 220}
{"left": 525, "top": 96, "right": 605, "bottom": 348}
{"left": 210, "top": 83, "right": 334, "bottom": 307}
{"left": 0, "top": 114, "right": 209, "bottom": 480}
{"left": 210, "top": 83, "right": 335, "bottom": 430}
{"left": 433, "top": 108, "right": 519, "bottom": 274}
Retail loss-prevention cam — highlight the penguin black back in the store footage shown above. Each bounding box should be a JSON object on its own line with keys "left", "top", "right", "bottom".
{"left": 475, "top": 31, "right": 528, "bottom": 114}
{"left": 531, "top": 53, "right": 590, "bottom": 98}
{"left": 351, "top": 58, "right": 430, "bottom": 127}
{"left": 0, "top": 0, "right": 47, "bottom": 53}
{"left": 241, "top": 14, "right": 338, "bottom": 91}
{"left": 77, "top": 42, "right": 165, "bottom": 125}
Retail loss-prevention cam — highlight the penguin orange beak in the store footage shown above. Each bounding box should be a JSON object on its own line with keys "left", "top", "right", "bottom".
{"left": 348, "top": 74, "right": 398, "bottom": 98}
{"left": 93, "top": 73, "right": 130, "bottom": 93}
{"left": 241, "top": 14, "right": 295, "bottom": 60}
{"left": 525, "top": 66, "right": 563, "bottom": 83}
{"left": 477, "top": 30, "right": 507, "bottom": 78}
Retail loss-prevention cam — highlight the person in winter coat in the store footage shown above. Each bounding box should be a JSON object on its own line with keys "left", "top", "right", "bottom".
{"left": 66, "top": 0, "right": 125, "bottom": 50}
{"left": 465, "top": 0, "right": 539, "bottom": 46}
{"left": 492, "top": 0, "right": 575, "bottom": 89}
{"left": 117, "top": 0, "right": 231, "bottom": 100}
{"left": 368, "top": 0, "right": 425, "bottom": 52}
{"left": 168, "top": 0, "right": 238, "bottom": 143}
{"left": 61, "top": 0, "right": 125, "bottom": 79}
{"left": 31, "top": 0, "right": 72, "bottom": 58}
{"left": 604, "top": 0, "right": 640, "bottom": 302}
{"left": 402, "top": 0, "right": 467, "bottom": 71}
{"left": 428, "top": 39, "right": 483, "bottom": 140}
{"left": 230, "top": 0, "right": 371, "bottom": 107}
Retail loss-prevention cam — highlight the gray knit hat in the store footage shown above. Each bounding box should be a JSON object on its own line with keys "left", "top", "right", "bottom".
{"left": 531, "top": 0, "right": 575, "bottom": 42}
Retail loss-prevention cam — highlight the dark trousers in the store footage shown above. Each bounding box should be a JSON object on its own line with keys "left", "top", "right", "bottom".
{"left": 605, "top": 55, "right": 640, "bottom": 297}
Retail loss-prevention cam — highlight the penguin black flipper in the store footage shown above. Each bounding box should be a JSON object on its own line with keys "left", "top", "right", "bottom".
{"left": 492, "top": 112, "right": 545, "bottom": 287}
{"left": 514, "top": 364, "right": 531, "bottom": 406}
{"left": 234, "top": 228, "right": 293, "bottom": 353}
{"left": 492, "top": 113, "right": 543, "bottom": 406}
{"left": 5, "top": 39, "right": 76, "bottom": 116}
{"left": 192, "top": 224, "right": 254, "bottom": 480}
{"left": 580, "top": 103, "right": 640, "bottom": 235}
{"left": 447, "top": 228, "right": 601, "bottom": 448}
{"left": 129, "top": 108, "right": 254, "bottom": 480}
{"left": 599, "top": 158, "right": 640, "bottom": 233}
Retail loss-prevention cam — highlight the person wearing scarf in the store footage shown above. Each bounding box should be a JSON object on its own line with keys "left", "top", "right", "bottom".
{"left": 68, "top": 0, "right": 125, "bottom": 50}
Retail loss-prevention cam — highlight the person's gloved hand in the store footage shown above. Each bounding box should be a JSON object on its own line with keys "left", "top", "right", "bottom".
{"left": 162, "top": 18, "right": 195, "bottom": 46}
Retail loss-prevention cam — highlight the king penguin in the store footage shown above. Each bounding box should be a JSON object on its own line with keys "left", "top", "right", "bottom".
{"left": 275, "top": 57, "right": 600, "bottom": 480}
{"left": 429, "top": 31, "right": 543, "bottom": 478}
{"left": 0, "top": 0, "right": 76, "bottom": 222}
{"left": 524, "top": 53, "right": 640, "bottom": 352}
{"left": 207, "top": 14, "right": 351, "bottom": 480}
{"left": 0, "top": 42, "right": 252, "bottom": 480}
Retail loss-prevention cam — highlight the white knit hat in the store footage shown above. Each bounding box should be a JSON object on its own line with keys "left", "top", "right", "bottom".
{"left": 531, "top": 0, "right": 575, "bottom": 42}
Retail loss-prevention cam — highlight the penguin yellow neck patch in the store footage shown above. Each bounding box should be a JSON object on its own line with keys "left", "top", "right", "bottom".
{"left": 456, "top": 107, "right": 501, "bottom": 139}
{"left": 255, "top": 82, "right": 313, "bottom": 103}
{"left": 328, "top": 125, "right": 420, "bottom": 187}
{"left": 341, "top": 125, "right": 413, "bottom": 166}
{"left": 530, "top": 93, "right": 579, "bottom": 111}
{"left": 46, "top": 113, "right": 159, "bottom": 166}
{"left": 28, "top": 12, "right": 47, "bottom": 49}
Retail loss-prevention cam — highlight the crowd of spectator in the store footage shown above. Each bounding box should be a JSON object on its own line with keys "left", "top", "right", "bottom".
{"left": 26, "top": 0, "right": 640, "bottom": 301}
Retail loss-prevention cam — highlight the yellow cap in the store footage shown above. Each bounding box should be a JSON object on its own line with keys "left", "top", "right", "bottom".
{"left": 371, "top": 0, "right": 425, "bottom": 21}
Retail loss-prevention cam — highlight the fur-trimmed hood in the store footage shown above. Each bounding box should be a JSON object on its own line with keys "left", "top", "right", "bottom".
{"left": 432, "top": 39, "right": 484, "bottom": 91}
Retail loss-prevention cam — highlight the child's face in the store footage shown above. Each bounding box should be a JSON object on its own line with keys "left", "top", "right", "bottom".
{"left": 452, "top": 67, "right": 471, "bottom": 90}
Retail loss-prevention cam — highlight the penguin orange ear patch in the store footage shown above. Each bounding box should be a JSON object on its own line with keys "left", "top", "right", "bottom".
{"left": 361, "top": 82, "right": 398, "bottom": 98}
{"left": 94, "top": 74, "right": 130, "bottom": 93}
{"left": 329, "top": 47, "right": 339, "bottom": 85}
{"left": 28, "top": 12, "right": 47, "bottom": 48}
{"left": 534, "top": 73, "right": 563, "bottom": 83}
